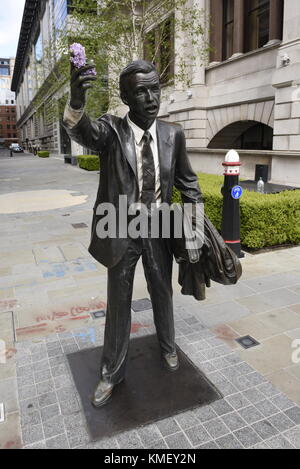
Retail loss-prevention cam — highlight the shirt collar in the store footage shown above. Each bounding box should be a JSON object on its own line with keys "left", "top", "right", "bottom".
{"left": 127, "top": 114, "right": 157, "bottom": 145}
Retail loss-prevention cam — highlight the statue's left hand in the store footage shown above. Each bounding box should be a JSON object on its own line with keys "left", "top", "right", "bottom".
{"left": 70, "top": 59, "right": 97, "bottom": 110}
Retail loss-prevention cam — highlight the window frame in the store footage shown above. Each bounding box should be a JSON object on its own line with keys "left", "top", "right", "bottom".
{"left": 222, "top": 0, "right": 234, "bottom": 60}
{"left": 244, "top": 0, "right": 270, "bottom": 53}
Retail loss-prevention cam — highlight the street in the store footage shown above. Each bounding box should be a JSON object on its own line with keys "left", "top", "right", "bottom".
{"left": 0, "top": 154, "right": 300, "bottom": 449}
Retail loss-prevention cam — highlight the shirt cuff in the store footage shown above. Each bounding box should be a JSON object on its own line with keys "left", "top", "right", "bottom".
{"left": 63, "top": 101, "right": 84, "bottom": 129}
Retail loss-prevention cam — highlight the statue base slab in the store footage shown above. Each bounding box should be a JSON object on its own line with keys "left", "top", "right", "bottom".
{"left": 67, "top": 334, "right": 222, "bottom": 441}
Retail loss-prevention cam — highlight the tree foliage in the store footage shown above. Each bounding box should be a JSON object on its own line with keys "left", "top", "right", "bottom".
{"left": 34, "top": 0, "right": 209, "bottom": 118}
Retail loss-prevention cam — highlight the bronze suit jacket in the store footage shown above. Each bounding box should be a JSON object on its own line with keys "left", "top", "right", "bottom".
{"left": 174, "top": 216, "right": 243, "bottom": 301}
{"left": 64, "top": 113, "right": 202, "bottom": 268}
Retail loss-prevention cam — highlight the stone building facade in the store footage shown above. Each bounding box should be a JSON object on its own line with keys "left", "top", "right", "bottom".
{"left": 0, "top": 58, "right": 17, "bottom": 147}
{"left": 12, "top": 0, "right": 300, "bottom": 185}
{"left": 11, "top": 0, "right": 71, "bottom": 155}
{"left": 157, "top": 0, "right": 300, "bottom": 185}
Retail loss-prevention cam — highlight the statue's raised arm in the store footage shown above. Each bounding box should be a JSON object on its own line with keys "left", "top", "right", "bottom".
{"left": 63, "top": 43, "right": 111, "bottom": 152}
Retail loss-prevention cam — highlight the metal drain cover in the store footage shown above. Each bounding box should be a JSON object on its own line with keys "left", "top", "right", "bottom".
{"left": 72, "top": 223, "right": 88, "bottom": 229}
{"left": 132, "top": 298, "right": 152, "bottom": 312}
{"left": 0, "top": 403, "right": 5, "bottom": 423}
{"left": 91, "top": 310, "right": 106, "bottom": 319}
{"left": 236, "top": 335, "right": 260, "bottom": 349}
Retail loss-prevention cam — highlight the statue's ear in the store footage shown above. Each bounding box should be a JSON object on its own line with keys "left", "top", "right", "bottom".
{"left": 120, "top": 93, "right": 128, "bottom": 106}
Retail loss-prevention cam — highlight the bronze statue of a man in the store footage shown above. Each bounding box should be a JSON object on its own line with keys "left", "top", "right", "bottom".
{"left": 63, "top": 59, "right": 202, "bottom": 407}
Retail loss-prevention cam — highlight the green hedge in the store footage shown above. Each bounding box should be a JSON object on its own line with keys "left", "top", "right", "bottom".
{"left": 77, "top": 154, "right": 100, "bottom": 171}
{"left": 37, "top": 151, "right": 50, "bottom": 158}
{"left": 173, "top": 173, "right": 300, "bottom": 249}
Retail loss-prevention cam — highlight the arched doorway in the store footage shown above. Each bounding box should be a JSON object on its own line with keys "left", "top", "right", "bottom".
{"left": 208, "top": 121, "right": 273, "bottom": 150}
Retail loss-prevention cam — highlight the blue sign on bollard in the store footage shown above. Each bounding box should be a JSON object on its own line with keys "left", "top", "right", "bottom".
{"left": 231, "top": 185, "right": 243, "bottom": 200}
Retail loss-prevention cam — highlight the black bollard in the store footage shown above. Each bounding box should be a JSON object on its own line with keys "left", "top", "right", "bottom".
{"left": 221, "top": 150, "right": 244, "bottom": 258}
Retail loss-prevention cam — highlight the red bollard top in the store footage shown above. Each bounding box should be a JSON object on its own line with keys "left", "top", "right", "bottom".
{"left": 222, "top": 149, "right": 241, "bottom": 176}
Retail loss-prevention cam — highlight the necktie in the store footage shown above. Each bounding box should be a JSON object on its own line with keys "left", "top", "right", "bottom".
{"left": 141, "top": 131, "right": 155, "bottom": 209}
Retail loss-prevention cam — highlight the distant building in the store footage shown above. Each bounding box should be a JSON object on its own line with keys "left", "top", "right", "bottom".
{"left": 0, "top": 58, "right": 18, "bottom": 147}
{"left": 11, "top": 0, "right": 76, "bottom": 155}
{"left": 12, "top": 0, "right": 300, "bottom": 185}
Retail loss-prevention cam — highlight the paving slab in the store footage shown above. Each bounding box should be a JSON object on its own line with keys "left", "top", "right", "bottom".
{"left": 239, "top": 334, "right": 295, "bottom": 375}
{"left": 266, "top": 370, "right": 300, "bottom": 406}
{"left": 243, "top": 272, "right": 300, "bottom": 293}
{"left": 196, "top": 301, "right": 251, "bottom": 327}
{"left": 259, "top": 288, "right": 300, "bottom": 309}
{"left": 1, "top": 153, "right": 300, "bottom": 449}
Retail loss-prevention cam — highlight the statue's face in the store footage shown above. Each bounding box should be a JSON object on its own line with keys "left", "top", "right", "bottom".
{"left": 122, "top": 71, "right": 161, "bottom": 130}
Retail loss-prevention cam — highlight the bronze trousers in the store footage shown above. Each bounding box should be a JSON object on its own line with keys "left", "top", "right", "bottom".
{"left": 100, "top": 236, "right": 175, "bottom": 384}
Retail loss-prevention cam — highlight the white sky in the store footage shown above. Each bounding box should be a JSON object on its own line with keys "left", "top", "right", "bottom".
{"left": 0, "top": 0, "right": 26, "bottom": 58}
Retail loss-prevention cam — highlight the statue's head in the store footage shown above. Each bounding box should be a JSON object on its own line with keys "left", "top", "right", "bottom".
{"left": 119, "top": 60, "right": 161, "bottom": 130}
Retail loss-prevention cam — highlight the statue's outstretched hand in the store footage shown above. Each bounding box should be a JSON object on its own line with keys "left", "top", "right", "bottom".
{"left": 70, "top": 60, "right": 97, "bottom": 110}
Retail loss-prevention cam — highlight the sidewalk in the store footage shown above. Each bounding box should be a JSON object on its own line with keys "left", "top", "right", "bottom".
{"left": 0, "top": 152, "right": 300, "bottom": 449}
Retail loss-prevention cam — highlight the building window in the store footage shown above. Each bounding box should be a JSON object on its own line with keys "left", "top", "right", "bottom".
{"left": 211, "top": 0, "right": 283, "bottom": 63}
{"left": 245, "top": 0, "right": 270, "bottom": 52}
{"left": 7, "top": 125, "right": 10, "bottom": 129}
{"left": 223, "top": 0, "right": 234, "bottom": 60}
{"left": 144, "top": 15, "right": 175, "bottom": 85}
{"left": 0, "top": 67, "right": 9, "bottom": 76}
{"left": 35, "top": 32, "right": 43, "bottom": 64}
{"left": 54, "top": 0, "right": 68, "bottom": 33}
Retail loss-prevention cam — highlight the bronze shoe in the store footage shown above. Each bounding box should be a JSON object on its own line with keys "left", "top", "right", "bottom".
{"left": 163, "top": 352, "right": 179, "bottom": 371}
{"left": 92, "top": 380, "right": 114, "bottom": 408}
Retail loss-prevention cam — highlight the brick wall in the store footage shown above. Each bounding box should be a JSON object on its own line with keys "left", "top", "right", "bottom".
{"left": 0, "top": 105, "right": 18, "bottom": 145}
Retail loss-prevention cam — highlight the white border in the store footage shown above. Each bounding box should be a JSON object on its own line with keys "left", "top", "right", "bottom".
{"left": 0, "top": 403, "right": 5, "bottom": 423}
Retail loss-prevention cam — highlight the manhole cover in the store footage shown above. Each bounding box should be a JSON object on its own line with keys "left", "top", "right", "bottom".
{"left": 0, "top": 403, "right": 5, "bottom": 423}
{"left": 132, "top": 298, "right": 152, "bottom": 312}
{"left": 72, "top": 223, "right": 88, "bottom": 229}
{"left": 91, "top": 310, "right": 106, "bottom": 320}
{"left": 236, "top": 335, "right": 260, "bottom": 349}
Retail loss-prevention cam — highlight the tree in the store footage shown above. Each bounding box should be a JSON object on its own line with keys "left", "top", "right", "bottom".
{"left": 33, "top": 0, "right": 209, "bottom": 119}
{"left": 68, "top": 0, "right": 209, "bottom": 110}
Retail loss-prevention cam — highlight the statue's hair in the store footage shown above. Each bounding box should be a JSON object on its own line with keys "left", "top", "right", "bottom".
{"left": 119, "top": 60, "right": 158, "bottom": 96}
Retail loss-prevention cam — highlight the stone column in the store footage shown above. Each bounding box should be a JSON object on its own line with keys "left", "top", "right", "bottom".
{"left": 192, "top": 0, "right": 208, "bottom": 85}
{"left": 282, "top": 0, "right": 300, "bottom": 42}
{"left": 209, "top": 0, "right": 223, "bottom": 64}
{"left": 231, "top": 0, "right": 244, "bottom": 58}
{"left": 266, "top": 0, "right": 283, "bottom": 45}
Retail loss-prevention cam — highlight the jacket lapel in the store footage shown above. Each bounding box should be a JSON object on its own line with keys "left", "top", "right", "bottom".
{"left": 101, "top": 115, "right": 173, "bottom": 198}
{"left": 120, "top": 117, "right": 138, "bottom": 182}
{"left": 157, "top": 120, "right": 173, "bottom": 202}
